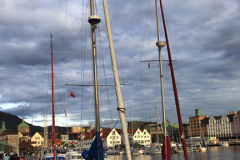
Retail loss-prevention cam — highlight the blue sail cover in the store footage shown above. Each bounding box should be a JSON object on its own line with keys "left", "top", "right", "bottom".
{"left": 82, "top": 132, "right": 105, "bottom": 160}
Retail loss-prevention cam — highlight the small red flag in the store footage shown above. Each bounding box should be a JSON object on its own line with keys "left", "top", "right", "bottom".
{"left": 148, "top": 62, "right": 150, "bottom": 68}
{"left": 70, "top": 89, "right": 75, "bottom": 98}
{"left": 167, "top": 63, "right": 170, "bottom": 69}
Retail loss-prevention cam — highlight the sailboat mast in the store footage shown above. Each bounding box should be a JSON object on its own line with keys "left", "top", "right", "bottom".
{"left": 50, "top": 33, "right": 56, "bottom": 160}
{"left": 89, "top": 0, "right": 101, "bottom": 159}
{"left": 154, "top": 0, "right": 169, "bottom": 158}
{"left": 155, "top": 106, "right": 159, "bottom": 145}
{"left": 102, "top": 0, "right": 132, "bottom": 159}
{"left": 158, "top": 0, "right": 188, "bottom": 159}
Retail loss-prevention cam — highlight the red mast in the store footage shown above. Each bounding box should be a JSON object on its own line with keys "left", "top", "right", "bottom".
{"left": 51, "top": 33, "right": 56, "bottom": 160}
{"left": 158, "top": 0, "right": 188, "bottom": 159}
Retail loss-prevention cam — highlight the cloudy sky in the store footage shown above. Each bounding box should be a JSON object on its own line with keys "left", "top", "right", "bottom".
{"left": 0, "top": 0, "right": 240, "bottom": 130}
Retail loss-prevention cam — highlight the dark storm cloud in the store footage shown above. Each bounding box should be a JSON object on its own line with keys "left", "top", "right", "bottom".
{"left": 0, "top": 0, "right": 239, "bottom": 128}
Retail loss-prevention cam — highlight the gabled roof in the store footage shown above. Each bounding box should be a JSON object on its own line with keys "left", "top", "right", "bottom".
{"left": 100, "top": 129, "right": 112, "bottom": 138}
{"left": 83, "top": 129, "right": 118, "bottom": 140}
{"left": 0, "top": 129, "right": 13, "bottom": 136}
{"left": 32, "top": 132, "right": 43, "bottom": 139}
{"left": 116, "top": 129, "right": 143, "bottom": 136}
{"left": 83, "top": 129, "right": 97, "bottom": 140}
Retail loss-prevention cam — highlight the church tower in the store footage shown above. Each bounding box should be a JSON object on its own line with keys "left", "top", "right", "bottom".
{"left": 18, "top": 109, "right": 30, "bottom": 136}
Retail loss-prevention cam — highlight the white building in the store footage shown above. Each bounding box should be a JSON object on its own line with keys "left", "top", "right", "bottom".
{"left": 101, "top": 128, "right": 121, "bottom": 148}
{"left": 61, "top": 135, "right": 69, "bottom": 145}
{"left": 81, "top": 128, "right": 121, "bottom": 148}
{"left": 117, "top": 128, "right": 151, "bottom": 146}
{"left": 31, "top": 132, "right": 44, "bottom": 147}
{"left": 130, "top": 128, "right": 151, "bottom": 146}
{"left": 208, "top": 114, "right": 233, "bottom": 138}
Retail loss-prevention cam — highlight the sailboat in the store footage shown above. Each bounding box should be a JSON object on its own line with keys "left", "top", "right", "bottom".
{"left": 141, "top": 0, "right": 188, "bottom": 159}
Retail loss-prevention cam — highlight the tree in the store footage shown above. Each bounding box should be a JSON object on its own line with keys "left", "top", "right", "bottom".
{"left": 152, "top": 134, "right": 164, "bottom": 143}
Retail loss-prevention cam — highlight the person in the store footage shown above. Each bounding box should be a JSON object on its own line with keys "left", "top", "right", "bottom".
{"left": 3, "top": 153, "right": 10, "bottom": 160}
{"left": 13, "top": 152, "right": 18, "bottom": 160}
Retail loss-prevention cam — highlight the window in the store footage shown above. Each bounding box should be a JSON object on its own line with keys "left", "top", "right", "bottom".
{"left": 144, "top": 132, "right": 146, "bottom": 134}
{"left": 112, "top": 131, "right": 115, "bottom": 135}
{"left": 110, "top": 136, "right": 112, "bottom": 139}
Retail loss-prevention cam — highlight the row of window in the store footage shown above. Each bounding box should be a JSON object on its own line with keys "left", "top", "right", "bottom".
{"left": 110, "top": 141, "right": 120, "bottom": 144}
{"left": 209, "top": 130, "right": 230, "bottom": 134}
{"left": 209, "top": 119, "right": 228, "bottom": 124}
{"left": 134, "top": 135, "right": 149, "bottom": 139}
{"left": 209, "top": 124, "right": 229, "bottom": 127}
{"left": 110, "top": 136, "right": 119, "bottom": 139}
{"left": 133, "top": 140, "right": 150, "bottom": 143}
{"left": 209, "top": 127, "right": 230, "bottom": 130}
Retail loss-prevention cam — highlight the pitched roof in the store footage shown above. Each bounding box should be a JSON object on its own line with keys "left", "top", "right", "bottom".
{"left": 19, "top": 140, "right": 34, "bottom": 149}
{"left": 100, "top": 129, "right": 112, "bottom": 138}
{"left": 227, "top": 114, "right": 234, "bottom": 122}
{"left": 0, "top": 129, "right": 13, "bottom": 136}
{"left": 83, "top": 129, "right": 97, "bottom": 140}
{"left": 116, "top": 129, "right": 146, "bottom": 136}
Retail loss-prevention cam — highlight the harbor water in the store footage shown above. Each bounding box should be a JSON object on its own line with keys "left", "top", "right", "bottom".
{"left": 106, "top": 145, "right": 240, "bottom": 160}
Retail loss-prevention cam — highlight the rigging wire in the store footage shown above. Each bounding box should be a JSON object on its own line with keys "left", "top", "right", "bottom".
{"left": 140, "top": 0, "right": 151, "bottom": 120}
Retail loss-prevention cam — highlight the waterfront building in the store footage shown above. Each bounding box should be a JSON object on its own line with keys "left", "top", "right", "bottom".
{"left": 61, "top": 134, "right": 69, "bottom": 145}
{"left": 117, "top": 128, "right": 151, "bottom": 146}
{"left": 48, "top": 133, "right": 61, "bottom": 147}
{"left": 231, "top": 110, "right": 240, "bottom": 138}
{"left": 101, "top": 128, "right": 121, "bottom": 148}
{"left": 0, "top": 130, "right": 13, "bottom": 142}
{"left": 128, "top": 121, "right": 157, "bottom": 131}
{"left": 207, "top": 113, "right": 234, "bottom": 139}
{"left": 0, "top": 130, "right": 14, "bottom": 153}
{"left": 81, "top": 128, "right": 121, "bottom": 148}
{"left": 81, "top": 129, "right": 102, "bottom": 148}
{"left": 30, "top": 132, "right": 44, "bottom": 147}
{"left": 68, "top": 132, "right": 79, "bottom": 147}
{"left": 188, "top": 109, "right": 208, "bottom": 137}
{"left": 72, "top": 127, "right": 85, "bottom": 133}
{"left": 131, "top": 128, "right": 151, "bottom": 146}
{"left": 6, "top": 134, "right": 19, "bottom": 153}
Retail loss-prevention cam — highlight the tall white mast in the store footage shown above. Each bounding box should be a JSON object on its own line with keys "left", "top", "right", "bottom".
{"left": 154, "top": 0, "right": 167, "bottom": 158}
{"left": 102, "top": 0, "right": 132, "bottom": 159}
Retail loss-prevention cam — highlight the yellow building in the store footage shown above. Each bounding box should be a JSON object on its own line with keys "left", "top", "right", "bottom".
{"left": 72, "top": 127, "right": 85, "bottom": 133}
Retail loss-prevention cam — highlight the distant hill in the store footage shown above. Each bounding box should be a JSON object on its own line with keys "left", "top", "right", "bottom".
{"left": 0, "top": 111, "right": 69, "bottom": 136}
